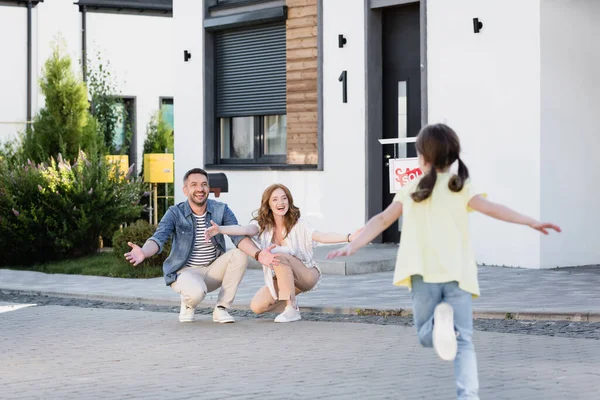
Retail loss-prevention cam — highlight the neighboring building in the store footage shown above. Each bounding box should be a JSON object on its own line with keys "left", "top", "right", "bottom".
{"left": 0, "top": 0, "right": 174, "bottom": 170}
{"left": 174, "top": 0, "right": 600, "bottom": 270}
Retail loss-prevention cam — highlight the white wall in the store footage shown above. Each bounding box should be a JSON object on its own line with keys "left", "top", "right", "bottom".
{"left": 87, "top": 12, "right": 175, "bottom": 168}
{"left": 427, "top": 0, "right": 543, "bottom": 268}
{"left": 540, "top": 0, "right": 600, "bottom": 267}
{"left": 0, "top": 5, "right": 29, "bottom": 142}
{"left": 173, "top": 0, "right": 205, "bottom": 188}
{"left": 35, "top": 0, "right": 82, "bottom": 111}
{"left": 173, "top": 0, "right": 367, "bottom": 241}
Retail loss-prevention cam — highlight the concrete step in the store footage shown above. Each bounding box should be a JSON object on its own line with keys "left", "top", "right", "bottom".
{"left": 247, "top": 243, "right": 398, "bottom": 275}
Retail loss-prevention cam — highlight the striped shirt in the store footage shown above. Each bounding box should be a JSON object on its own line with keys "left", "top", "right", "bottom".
{"left": 187, "top": 213, "right": 217, "bottom": 267}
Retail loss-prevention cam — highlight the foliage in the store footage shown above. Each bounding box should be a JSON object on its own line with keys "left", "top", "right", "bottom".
{"left": 0, "top": 151, "right": 144, "bottom": 266}
{"left": 143, "top": 110, "right": 174, "bottom": 155}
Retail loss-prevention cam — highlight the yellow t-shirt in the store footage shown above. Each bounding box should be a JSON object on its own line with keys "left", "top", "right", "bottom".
{"left": 393, "top": 173, "right": 485, "bottom": 297}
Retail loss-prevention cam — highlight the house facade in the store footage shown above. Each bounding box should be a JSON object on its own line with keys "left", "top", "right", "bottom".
{"left": 173, "top": 0, "right": 599, "bottom": 269}
{"left": 2, "top": 0, "right": 598, "bottom": 269}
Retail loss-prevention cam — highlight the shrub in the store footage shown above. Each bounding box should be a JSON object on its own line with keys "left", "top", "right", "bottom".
{"left": 112, "top": 219, "right": 171, "bottom": 269}
{"left": 0, "top": 151, "right": 144, "bottom": 266}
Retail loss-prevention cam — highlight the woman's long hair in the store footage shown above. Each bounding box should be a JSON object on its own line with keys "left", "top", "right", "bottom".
{"left": 411, "top": 123, "right": 470, "bottom": 202}
{"left": 252, "top": 183, "right": 301, "bottom": 238}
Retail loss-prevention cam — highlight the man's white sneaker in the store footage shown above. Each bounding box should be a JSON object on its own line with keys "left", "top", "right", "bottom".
{"left": 432, "top": 302, "right": 457, "bottom": 361}
{"left": 274, "top": 305, "right": 302, "bottom": 323}
{"left": 179, "top": 302, "right": 195, "bottom": 323}
{"left": 213, "top": 306, "right": 235, "bottom": 323}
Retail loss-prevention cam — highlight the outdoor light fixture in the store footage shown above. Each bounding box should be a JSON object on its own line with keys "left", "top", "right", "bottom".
{"left": 184, "top": 50, "right": 192, "bottom": 62}
{"left": 473, "top": 18, "right": 483, "bottom": 33}
{"left": 338, "top": 34, "right": 347, "bottom": 48}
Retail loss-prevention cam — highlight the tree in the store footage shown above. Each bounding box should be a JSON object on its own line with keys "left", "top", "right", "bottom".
{"left": 24, "top": 39, "right": 91, "bottom": 162}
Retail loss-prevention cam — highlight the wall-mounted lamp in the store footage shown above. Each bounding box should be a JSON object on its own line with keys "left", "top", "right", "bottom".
{"left": 473, "top": 18, "right": 483, "bottom": 33}
{"left": 184, "top": 50, "right": 192, "bottom": 62}
{"left": 338, "top": 34, "right": 347, "bottom": 48}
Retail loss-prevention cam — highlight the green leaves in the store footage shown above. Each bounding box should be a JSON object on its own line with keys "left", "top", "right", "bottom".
{"left": 0, "top": 151, "right": 144, "bottom": 266}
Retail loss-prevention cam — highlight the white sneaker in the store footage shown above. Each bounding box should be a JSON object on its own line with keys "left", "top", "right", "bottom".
{"left": 274, "top": 305, "right": 302, "bottom": 323}
{"left": 213, "top": 306, "right": 235, "bottom": 323}
{"left": 433, "top": 302, "right": 457, "bottom": 361}
{"left": 179, "top": 302, "right": 195, "bottom": 323}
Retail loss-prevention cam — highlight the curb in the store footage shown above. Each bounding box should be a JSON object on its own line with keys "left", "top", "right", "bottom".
{"left": 2, "top": 288, "right": 599, "bottom": 323}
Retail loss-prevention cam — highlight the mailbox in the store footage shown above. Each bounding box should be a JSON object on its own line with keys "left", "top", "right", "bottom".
{"left": 144, "top": 154, "right": 174, "bottom": 183}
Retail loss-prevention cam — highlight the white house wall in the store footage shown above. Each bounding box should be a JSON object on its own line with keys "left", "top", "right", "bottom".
{"left": 174, "top": 0, "right": 368, "bottom": 245}
{"left": 540, "top": 0, "right": 600, "bottom": 267}
{"left": 35, "top": 0, "right": 82, "bottom": 112}
{"left": 427, "top": 0, "right": 543, "bottom": 268}
{"left": 0, "top": 5, "right": 29, "bottom": 142}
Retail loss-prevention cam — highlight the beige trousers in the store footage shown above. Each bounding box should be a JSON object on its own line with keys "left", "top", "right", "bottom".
{"left": 250, "top": 254, "right": 320, "bottom": 314}
{"left": 170, "top": 249, "right": 248, "bottom": 309}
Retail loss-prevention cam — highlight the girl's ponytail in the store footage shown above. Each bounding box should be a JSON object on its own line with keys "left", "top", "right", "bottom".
{"left": 411, "top": 167, "right": 437, "bottom": 202}
{"left": 448, "top": 157, "right": 469, "bottom": 192}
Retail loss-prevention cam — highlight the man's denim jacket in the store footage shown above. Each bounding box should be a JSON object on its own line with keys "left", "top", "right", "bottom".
{"left": 149, "top": 199, "right": 246, "bottom": 286}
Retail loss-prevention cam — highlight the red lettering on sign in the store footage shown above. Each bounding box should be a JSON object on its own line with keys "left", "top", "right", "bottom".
{"left": 395, "top": 167, "right": 423, "bottom": 186}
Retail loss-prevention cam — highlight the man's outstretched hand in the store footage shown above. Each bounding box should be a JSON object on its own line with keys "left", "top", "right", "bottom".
{"left": 124, "top": 242, "right": 145, "bottom": 266}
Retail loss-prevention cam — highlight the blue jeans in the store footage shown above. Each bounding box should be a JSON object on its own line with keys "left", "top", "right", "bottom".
{"left": 411, "top": 275, "right": 479, "bottom": 400}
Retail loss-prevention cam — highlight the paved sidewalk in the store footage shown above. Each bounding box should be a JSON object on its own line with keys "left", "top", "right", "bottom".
{"left": 2, "top": 304, "right": 599, "bottom": 399}
{"left": 2, "top": 264, "right": 599, "bottom": 320}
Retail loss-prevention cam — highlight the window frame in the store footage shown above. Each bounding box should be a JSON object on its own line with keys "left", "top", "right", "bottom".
{"left": 215, "top": 113, "right": 287, "bottom": 165}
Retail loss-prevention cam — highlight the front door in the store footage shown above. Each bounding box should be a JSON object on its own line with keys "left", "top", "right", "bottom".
{"left": 381, "top": 3, "right": 422, "bottom": 243}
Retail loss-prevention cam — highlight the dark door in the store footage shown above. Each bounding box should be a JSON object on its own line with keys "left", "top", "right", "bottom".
{"left": 381, "top": 3, "right": 421, "bottom": 243}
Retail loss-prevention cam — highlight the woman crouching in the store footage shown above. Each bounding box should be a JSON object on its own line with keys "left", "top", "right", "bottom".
{"left": 206, "top": 183, "right": 359, "bottom": 323}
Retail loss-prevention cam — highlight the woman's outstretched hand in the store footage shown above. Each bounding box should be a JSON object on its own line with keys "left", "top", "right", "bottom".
{"left": 205, "top": 220, "right": 221, "bottom": 242}
{"left": 326, "top": 244, "right": 357, "bottom": 259}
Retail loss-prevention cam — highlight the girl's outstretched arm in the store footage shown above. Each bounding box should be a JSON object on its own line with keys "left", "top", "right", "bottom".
{"left": 327, "top": 201, "right": 403, "bottom": 258}
{"left": 205, "top": 221, "right": 260, "bottom": 241}
{"left": 312, "top": 229, "right": 361, "bottom": 244}
{"left": 468, "top": 195, "right": 561, "bottom": 234}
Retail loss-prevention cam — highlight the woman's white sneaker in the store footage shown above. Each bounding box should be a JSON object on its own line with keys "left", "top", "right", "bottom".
{"left": 179, "top": 302, "right": 195, "bottom": 323}
{"left": 274, "top": 305, "right": 302, "bottom": 323}
{"left": 432, "top": 302, "right": 457, "bottom": 361}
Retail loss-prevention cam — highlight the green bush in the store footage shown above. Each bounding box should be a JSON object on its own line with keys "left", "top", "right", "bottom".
{"left": 0, "top": 151, "right": 144, "bottom": 266}
{"left": 112, "top": 219, "right": 171, "bottom": 268}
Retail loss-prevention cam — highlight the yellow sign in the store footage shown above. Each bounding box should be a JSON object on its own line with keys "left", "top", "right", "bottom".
{"left": 144, "top": 153, "right": 174, "bottom": 183}
{"left": 105, "top": 155, "right": 129, "bottom": 179}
